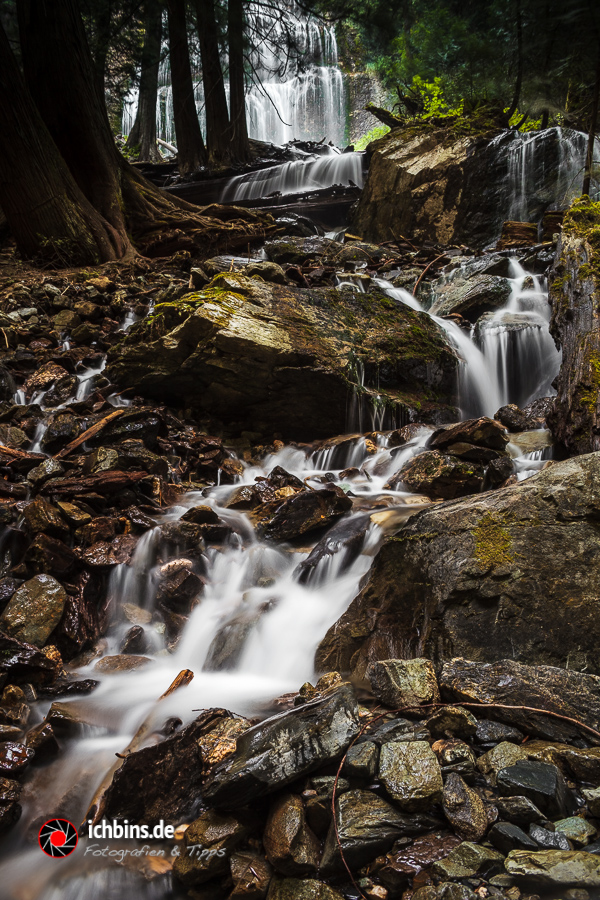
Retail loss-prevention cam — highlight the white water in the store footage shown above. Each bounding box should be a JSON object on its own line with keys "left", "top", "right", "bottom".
{"left": 221, "top": 150, "right": 364, "bottom": 202}
{"left": 123, "top": 1, "right": 346, "bottom": 149}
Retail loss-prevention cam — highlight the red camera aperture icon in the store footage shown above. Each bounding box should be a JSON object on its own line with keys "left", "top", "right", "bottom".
{"left": 38, "top": 819, "right": 79, "bottom": 857}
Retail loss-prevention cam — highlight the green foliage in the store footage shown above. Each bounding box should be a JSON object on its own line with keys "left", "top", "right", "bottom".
{"left": 354, "top": 125, "right": 390, "bottom": 150}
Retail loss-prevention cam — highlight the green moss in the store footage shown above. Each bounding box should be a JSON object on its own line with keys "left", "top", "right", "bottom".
{"left": 473, "top": 512, "right": 514, "bottom": 568}
{"left": 579, "top": 349, "right": 600, "bottom": 413}
{"left": 563, "top": 196, "right": 600, "bottom": 237}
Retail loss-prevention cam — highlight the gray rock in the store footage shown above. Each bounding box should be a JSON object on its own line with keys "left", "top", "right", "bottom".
{"left": 583, "top": 786, "right": 600, "bottom": 816}
{"left": 173, "top": 808, "right": 252, "bottom": 887}
{"left": 430, "top": 274, "right": 512, "bottom": 322}
{"left": 442, "top": 773, "right": 488, "bottom": 841}
{"left": 496, "top": 795, "right": 548, "bottom": 827}
{"left": 378, "top": 740, "right": 443, "bottom": 811}
{"left": 554, "top": 817, "right": 597, "bottom": 847}
{"left": 0, "top": 575, "right": 67, "bottom": 647}
{"left": 342, "top": 741, "right": 378, "bottom": 779}
{"left": 477, "top": 741, "right": 528, "bottom": 780}
{"left": 202, "top": 685, "right": 360, "bottom": 808}
{"left": 432, "top": 841, "right": 504, "bottom": 879}
{"left": 427, "top": 706, "right": 477, "bottom": 739}
{"left": 497, "top": 759, "right": 577, "bottom": 819}
{"left": 505, "top": 849, "right": 600, "bottom": 887}
{"left": 488, "top": 822, "right": 538, "bottom": 854}
{"left": 367, "top": 658, "right": 440, "bottom": 709}
{"left": 529, "top": 824, "right": 571, "bottom": 850}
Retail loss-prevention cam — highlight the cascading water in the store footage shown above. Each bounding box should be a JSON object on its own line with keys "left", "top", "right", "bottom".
{"left": 122, "top": 1, "right": 346, "bottom": 148}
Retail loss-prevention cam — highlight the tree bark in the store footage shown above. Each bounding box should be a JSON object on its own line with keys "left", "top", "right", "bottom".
{"left": 583, "top": 51, "right": 600, "bottom": 196}
{"left": 195, "top": 0, "right": 231, "bottom": 165}
{"left": 166, "top": 0, "right": 207, "bottom": 174}
{"left": 126, "top": 0, "right": 163, "bottom": 162}
{"left": 0, "top": 22, "right": 123, "bottom": 265}
{"left": 228, "top": 0, "right": 250, "bottom": 162}
{"left": 506, "top": 0, "right": 523, "bottom": 122}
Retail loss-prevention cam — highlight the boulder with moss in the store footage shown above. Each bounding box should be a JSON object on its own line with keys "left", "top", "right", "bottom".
{"left": 548, "top": 197, "right": 600, "bottom": 455}
{"left": 316, "top": 452, "right": 600, "bottom": 678}
{"left": 106, "top": 273, "right": 458, "bottom": 440}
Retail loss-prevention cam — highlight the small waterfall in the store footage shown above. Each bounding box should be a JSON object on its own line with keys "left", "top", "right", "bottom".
{"left": 123, "top": 1, "right": 347, "bottom": 149}
{"left": 221, "top": 150, "right": 364, "bottom": 202}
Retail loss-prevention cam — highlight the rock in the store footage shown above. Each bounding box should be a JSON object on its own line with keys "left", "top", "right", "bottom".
{"left": 442, "top": 773, "right": 488, "bottom": 841}
{"left": 526, "top": 742, "right": 600, "bottom": 782}
{"left": 23, "top": 534, "right": 77, "bottom": 577}
{"left": 477, "top": 742, "right": 528, "bottom": 780}
{"left": 245, "top": 260, "right": 287, "bottom": 284}
{"left": 173, "top": 808, "right": 252, "bottom": 887}
{"left": 433, "top": 739, "right": 476, "bottom": 778}
{"left": 156, "top": 559, "right": 203, "bottom": 613}
{"left": 0, "top": 777, "right": 21, "bottom": 831}
{"left": 529, "top": 824, "right": 571, "bottom": 850}
{"left": 27, "top": 458, "right": 65, "bottom": 490}
{"left": 44, "top": 374, "right": 78, "bottom": 406}
{"left": 230, "top": 851, "right": 272, "bottom": 898}
{"left": 317, "top": 454, "right": 600, "bottom": 678}
{"left": 488, "top": 822, "right": 539, "bottom": 855}
{"left": 441, "top": 658, "right": 600, "bottom": 743}
{"left": 202, "top": 685, "right": 360, "bottom": 808}
{"left": 376, "top": 831, "right": 461, "bottom": 892}
{"left": 378, "top": 740, "right": 443, "bottom": 811}
{"left": 367, "top": 658, "right": 440, "bottom": 709}
{"left": 429, "top": 417, "right": 509, "bottom": 452}
{"left": 100, "top": 709, "right": 239, "bottom": 822}
{"left": 106, "top": 276, "right": 457, "bottom": 441}
{"left": 0, "top": 575, "right": 67, "bottom": 647}
{"left": 475, "top": 719, "right": 524, "bottom": 747}
{"left": 24, "top": 361, "right": 70, "bottom": 398}
{"left": 0, "top": 633, "right": 59, "bottom": 685}
{"left": 496, "top": 796, "right": 550, "bottom": 827}
{"left": 263, "top": 793, "right": 320, "bottom": 876}
{"left": 497, "top": 759, "right": 577, "bottom": 819}
{"left": 80, "top": 535, "right": 137, "bottom": 567}
{"left": 119, "top": 626, "right": 148, "bottom": 655}
{"left": 430, "top": 275, "right": 512, "bottom": 322}
{"left": 583, "top": 786, "right": 600, "bottom": 816}
{"left": 257, "top": 488, "right": 352, "bottom": 541}
{"left": 0, "top": 741, "right": 34, "bottom": 777}
{"left": 266, "top": 878, "right": 344, "bottom": 900}
{"left": 431, "top": 841, "right": 504, "bottom": 880}
{"left": 505, "top": 849, "right": 600, "bottom": 887}
{"left": 387, "top": 450, "right": 484, "bottom": 499}
{"left": 25, "top": 721, "right": 60, "bottom": 761}
{"left": 320, "top": 788, "right": 442, "bottom": 873}
{"left": 52, "top": 309, "right": 81, "bottom": 330}
{"left": 342, "top": 741, "right": 379, "bottom": 779}
{"left": 426, "top": 706, "right": 477, "bottom": 739}
{"left": 364, "top": 717, "right": 430, "bottom": 745}
{"left": 496, "top": 399, "right": 553, "bottom": 432}
{"left": 22, "top": 498, "right": 68, "bottom": 539}
{"left": 94, "top": 655, "right": 152, "bottom": 674}
{"left": 548, "top": 198, "right": 600, "bottom": 455}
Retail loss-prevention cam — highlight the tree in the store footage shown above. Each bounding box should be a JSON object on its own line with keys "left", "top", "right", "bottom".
{"left": 195, "top": 0, "right": 232, "bottom": 165}
{"left": 228, "top": 0, "right": 250, "bottom": 161}
{"left": 166, "top": 0, "right": 207, "bottom": 173}
{"left": 125, "top": 0, "right": 163, "bottom": 162}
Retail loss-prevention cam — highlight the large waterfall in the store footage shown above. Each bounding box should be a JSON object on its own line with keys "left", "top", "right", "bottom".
{"left": 122, "top": 1, "right": 346, "bottom": 148}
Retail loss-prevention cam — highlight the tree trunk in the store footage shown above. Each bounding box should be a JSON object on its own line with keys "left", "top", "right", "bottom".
{"left": 126, "top": 0, "right": 163, "bottom": 162}
{"left": 166, "top": 0, "right": 207, "bottom": 174}
{"left": 506, "top": 0, "right": 523, "bottom": 122}
{"left": 228, "top": 0, "right": 250, "bottom": 162}
{"left": 195, "top": 0, "right": 231, "bottom": 166}
{"left": 583, "top": 51, "right": 600, "bottom": 196}
{"left": 0, "top": 22, "right": 123, "bottom": 265}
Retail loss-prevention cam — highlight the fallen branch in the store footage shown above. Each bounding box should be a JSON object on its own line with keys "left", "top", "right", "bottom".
{"left": 53, "top": 409, "right": 124, "bottom": 459}
{"left": 413, "top": 253, "right": 448, "bottom": 295}
{"left": 84, "top": 668, "right": 194, "bottom": 827}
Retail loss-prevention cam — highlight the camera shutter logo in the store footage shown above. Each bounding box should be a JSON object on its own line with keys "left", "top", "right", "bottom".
{"left": 38, "top": 819, "right": 79, "bottom": 857}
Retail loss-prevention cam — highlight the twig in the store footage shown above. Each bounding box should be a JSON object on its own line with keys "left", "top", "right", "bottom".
{"left": 413, "top": 253, "right": 447, "bottom": 295}
{"left": 53, "top": 409, "right": 124, "bottom": 459}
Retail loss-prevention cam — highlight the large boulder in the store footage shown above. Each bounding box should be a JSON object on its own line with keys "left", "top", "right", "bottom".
{"left": 106, "top": 274, "right": 457, "bottom": 440}
{"left": 430, "top": 274, "right": 512, "bottom": 322}
{"left": 0, "top": 575, "right": 67, "bottom": 647}
{"left": 548, "top": 197, "right": 600, "bottom": 454}
{"left": 317, "top": 452, "right": 600, "bottom": 677}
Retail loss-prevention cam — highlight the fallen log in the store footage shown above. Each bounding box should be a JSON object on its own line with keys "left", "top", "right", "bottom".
{"left": 40, "top": 469, "right": 148, "bottom": 496}
{"left": 54, "top": 409, "right": 124, "bottom": 460}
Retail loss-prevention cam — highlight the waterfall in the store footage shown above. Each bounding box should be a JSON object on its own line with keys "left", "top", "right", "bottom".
{"left": 122, "top": 1, "right": 346, "bottom": 148}
{"left": 221, "top": 150, "right": 364, "bottom": 201}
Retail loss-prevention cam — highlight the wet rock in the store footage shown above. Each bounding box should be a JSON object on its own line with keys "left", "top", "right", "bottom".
{"left": 23, "top": 534, "right": 77, "bottom": 577}
{"left": 431, "top": 275, "right": 512, "bottom": 322}
{"left": 257, "top": 488, "right": 352, "bottom": 541}
{"left": 367, "top": 658, "right": 440, "bottom": 709}
{"left": 25, "top": 721, "right": 59, "bottom": 761}
{"left": 388, "top": 450, "right": 484, "bottom": 499}
{"left": 106, "top": 276, "right": 457, "bottom": 441}
{"left": 496, "top": 400, "right": 553, "bottom": 432}
{"left": 427, "top": 706, "right": 477, "bottom": 739}
{"left": 41, "top": 412, "right": 82, "bottom": 451}
{"left": 376, "top": 831, "right": 461, "bottom": 893}
{"left": 57, "top": 501, "right": 92, "bottom": 526}
{"left": 27, "top": 458, "right": 64, "bottom": 491}
{"left": 119, "top": 626, "right": 148, "bottom": 655}
{"left": 583, "top": 786, "right": 600, "bottom": 816}
{"left": 156, "top": 559, "right": 203, "bottom": 613}
{"left": 266, "top": 878, "right": 344, "bottom": 900}
{"left": 432, "top": 841, "right": 504, "bottom": 880}
{"left": 505, "top": 849, "right": 600, "bottom": 887}
{"left": 263, "top": 793, "right": 320, "bottom": 876}
{"left": 202, "top": 684, "right": 360, "bottom": 808}
{"left": 230, "top": 851, "right": 272, "bottom": 899}
{"left": 246, "top": 260, "right": 287, "bottom": 284}
{"left": 362, "top": 717, "right": 430, "bottom": 745}
{"left": 530, "top": 823, "right": 571, "bottom": 850}
{"left": 0, "top": 702, "right": 29, "bottom": 728}
{"left": 0, "top": 741, "right": 34, "bottom": 777}
{"left": 526, "top": 742, "right": 600, "bottom": 782}
{"left": 94, "top": 655, "right": 153, "bottom": 674}
{"left": 496, "top": 796, "right": 547, "bottom": 827}
{"left": 321, "top": 788, "right": 442, "bottom": 873}
{"left": 433, "top": 739, "right": 476, "bottom": 778}
{"left": 0, "top": 633, "right": 59, "bottom": 685}
{"left": 0, "top": 777, "right": 21, "bottom": 831}
{"left": 80, "top": 535, "right": 137, "bottom": 567}
{"left": 24, "top": 361, "right": 70, "bottom": 398}
{"left": 158, "top": 521, "right": 205, "bottom": 558}
{"left": 22, "top": 498, "right": 68, "bottom": 539}
{"left": 429, "top": 417, "right": 509, "bottom": 452}
{"left": 295, "top": 514, "right": 371, "bottom": 585}
{"left": 318, "top": 455, "right": 600, "bottom": 678}
{"left": 441, "top": 658, "right": 600, "bottom": 743}
{"left": 488, "top": 822, "right": 539, "bottom": 854}
{"left": 0, "top": 575, "right": 67, "bottom": 647}
{"left": 477, "top": 742, "right": 528, "bottom": 780}
{"left": 52, "top": 310, "right": 80, "bottom": 330}
{"left": 181, "top": 505, "right": 221, "bottom": 525}
{"left": 442, "top": 773, "right": 488, "bottom": 841}
{"left": 378, "top": 740, "right": 443, "bottom": 811}
{"left": 174, "top": 808, "right": 253, "bottom": 887}
{"left": 343, "top": 741, "right": 379, "bottom": 779}
{"left": 475, "top": 719, "right": 524, "bottom": 747}
{"left": 497, "top": 759, "right": 577, "bottom": 819}
{"left": 44, "top": 375, "right": 78, "bottom": 406}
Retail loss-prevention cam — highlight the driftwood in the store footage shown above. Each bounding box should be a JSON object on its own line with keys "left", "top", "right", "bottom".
{"left": 40, "top": 469, "right": 147, "bottom": 496}
{"left": 0, "top": 444, "right": 45, "bottom": 464}
{"left": 365, "top": 103, "right": 404, "bottom": 129}
{"left": 53, "top": 409, "right": 124, "bottom": 459}
{"left": 85, "top": 668, "right": 194, "bottom": 826}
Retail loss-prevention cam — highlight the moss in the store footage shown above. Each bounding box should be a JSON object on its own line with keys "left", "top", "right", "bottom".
{"left": 579, "top": 349, "right": 600, "bottom": 413}
{"left": 563, "top": 196, "right": 600, "bottom": 237}
{"left": 473, "top": 512, "right": 514, "bottom": 568}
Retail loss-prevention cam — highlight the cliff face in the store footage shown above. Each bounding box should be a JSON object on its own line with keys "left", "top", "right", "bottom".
{"left": 548, "top": 198, "right": 600, "bottom": 455}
